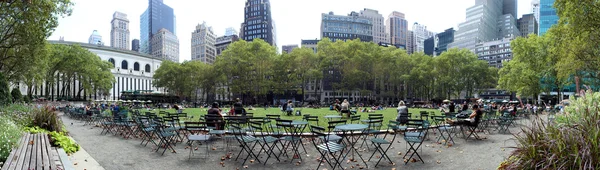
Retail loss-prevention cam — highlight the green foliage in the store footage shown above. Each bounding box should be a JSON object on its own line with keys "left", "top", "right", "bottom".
{"left": 10, "top": 88, "right": 22, "bottom": 103}
{"left": 498, "top": 34, "right": 565, "bottom": 98}
{"left": 558, "top": 90, "right": 600, "bottom": 124}
{"left": 500, "top": 91, "right": 600, "bottom": 169}
{"left": 553, "top": 0, "right": 600, "bottom": 83}
{"left": 23, "top": 96, "right": 31, "bottom": 103}
{"left": 0, "top": 115, "right": 23, "bottom": 163}
{"left": 31, "top": 107, "right": 62, "bottom": 132}
{"left": 23, "top": 126, "right": 49, "bottom": 134}
{"left": 0, "top": 72, "right": 12, "bottom": 106}
{"left": 49, "top": 131, "right": 79, "bottom": 154}
{"left": 0, "top": 0, "right": 73, "bottom": 81}
{"left": 44, "top": 44, "right": 114, "bottom": 100}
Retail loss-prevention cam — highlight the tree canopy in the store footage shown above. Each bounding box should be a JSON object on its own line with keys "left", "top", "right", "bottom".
{"left": 154, "top": 38, "right": 497, "bottom": 104}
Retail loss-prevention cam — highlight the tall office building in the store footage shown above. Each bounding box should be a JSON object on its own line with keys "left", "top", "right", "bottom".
{"left": 282, "top": 44, "right": 298, "bottom": 54}
{"left": 88, "top": 30, "right": 103, "bottom": 45}
{"left": 110, "top": 11, "right": 130, "bottom": 50}
{"left": 406, "top": 30, "right": 414, "bottom": 53}
{"left": 386, "top": 11, "right": 408, "bottom": 49}
{"left": 240, "top": 0, "right": 276, "bottom": 46}
{"left": 132, "top": 39, "right": 140, "bottom": 52}
{"left": 424, "top": 28, "right": 455, "bottom": 56}
{"left": 518, "top": 14, "right": 539, "bottom": 36}
{"left": 539, "top": 0, "right": 558, "bottom": 35}
{"left": 359, "top": 8, "right": 387, "bottom": 44}
{"left": 411, "top": 23, "right": 435, "bottom": 53}
{"left": 191, "top": 22, "right": 217, "bottom": 64}
{"left": 140, "top": 0, "right": 176, "bottom": 54}
{"left": 150, "top": 28, "right": 179, "bottom": 62}
{"left": 321, "top": 11, "right": 373, "bottom": 42}
{"left": 532, "top": 0, "right": 540, "bottom": 21}
{"left": 498, "top": 14, "right": 521, "bottom": 38}
{"left": 216, "top": 35, "right": 239, "bottom": 56}
{"left": 448, "top": 0, "right": 517, "bottom": 51}
{"left": 225, "top": 27, "right": 238, "bottom": 36}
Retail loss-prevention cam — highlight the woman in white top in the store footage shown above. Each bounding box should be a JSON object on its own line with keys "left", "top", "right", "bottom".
{"left": 340, "top": 99, "right": 350, "bottom": 117}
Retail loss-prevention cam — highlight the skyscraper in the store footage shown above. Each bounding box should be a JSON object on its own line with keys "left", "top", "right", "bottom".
{"left": 359, "top": 8, "right": 387, "bottom": 44}
{"left": 191, "top": 22, "right": 217, "bottom": 64}
{"left": 88, "top": 30, "right": 103, "bottom": 45}
{"left": 424, "top": 28, "right": 455, "bottom": 56}
{"left": 320, "top": 11, "right": 373, "bottom": 42}
{"left": 386, "top": 11, "right": 408, "bottom": 49}
{"left": 110, "top": 11, "right": 130, "bottom": 50}
{"left": 151, "top": 28, "right": 179, "bottom": 62}
{"left": 539, "top": 0, "right": 558, "bottom": 35}
{"left": 411, "top": 22, "right": 435, "bottom": 53}
{"left": 406, "top": 30, "right": 414, "bottom": 53}
{"left": 531, "top": 0, "right": 540, "bottom": 21}
{"left": 518, "top": 14, "right": 539, "bottom": 36}
{"left": 240, "top": 0, "right": 276, "bottom": 46}
{"left": 132, "top": 39, "right": 140, "bottom": 52}
{"left": 448, "top": 0, "right": 517, "bottom": 51}
{"left": 140, "top": 0, "right": 176, "bottom": 54}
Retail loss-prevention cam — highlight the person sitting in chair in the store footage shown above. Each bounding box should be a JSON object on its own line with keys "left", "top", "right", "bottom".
{"left": 447, "top": 104, "right": 483, "bottom": 126}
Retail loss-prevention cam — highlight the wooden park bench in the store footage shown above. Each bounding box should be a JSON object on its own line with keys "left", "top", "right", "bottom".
{"left": 1, "top": 133, "right": 57, "bottom": 170}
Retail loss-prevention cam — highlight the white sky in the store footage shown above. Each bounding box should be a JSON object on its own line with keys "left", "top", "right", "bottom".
{"left": 49, "top": 0, "right": 533, "bottom": 62}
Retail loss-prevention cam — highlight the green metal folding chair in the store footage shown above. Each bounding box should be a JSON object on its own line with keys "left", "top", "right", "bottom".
{"left": 368, "top": 120, "right": 400, "bottom": 167}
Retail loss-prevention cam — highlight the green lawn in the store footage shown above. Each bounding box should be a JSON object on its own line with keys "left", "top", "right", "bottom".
{"left": 136, "top": 107, "right": 441, "bottom": 131}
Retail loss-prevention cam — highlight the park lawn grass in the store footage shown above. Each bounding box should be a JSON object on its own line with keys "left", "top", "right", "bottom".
{"left": 136, "top": 107, "right": 441, "bottom": 132}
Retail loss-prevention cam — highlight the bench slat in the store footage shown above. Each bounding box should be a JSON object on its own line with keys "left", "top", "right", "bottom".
{"left": 40, "top": 133, "right": 53, "bottom": 170}
{"left": 36, "top": 134, "right": 43, "bottom": 170}
{"left": 28, "top": 134, "right": 37, "bottom": 170}
{"left": 10, "top": 133, "right": 30, "bottom": 170}
{"left": 1, "top": 133, "right": 26, "bottom": 170}
{"left": 20, "top": 134, "right": 34, "bottom": 170}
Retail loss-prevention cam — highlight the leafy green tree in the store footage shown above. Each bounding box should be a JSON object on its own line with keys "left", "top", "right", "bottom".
{"left": 10, "top": 88, "right": 22, "bottom": 103}
{"left": 0, "top": 0, "right": 73, "bottom": 80}
{"left": 553, "top": 0, "right": 600, "bottom": 85}
{"left": 215, "top": 39, "right": 277, "bottom": 103}
{"left": 43, "top": 44, "right": 114, "bottom": 100}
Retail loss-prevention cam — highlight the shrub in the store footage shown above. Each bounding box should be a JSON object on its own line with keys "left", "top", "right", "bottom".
{"left": 10, "top": 88, "right": 22, "bottom": 103}
{"left": 48, "top": 131, "right": 79, "bottom": 154}
{"left": 31, "top": 107, "right": 63, "bottom": 132}
{"left": 0, "top": 104, "right": 33, "bottom": 127}
{"left": 499, "top": 90, "right": 600, "bottom": 169}
{"left": 0, "top": 72, "right": 11, "bottom": 105}
{"left": 0, "top": 116, "right": 23, "bottom": 163}
{"left": 23, "top": 126, "right": 49, "bottom": 134}
{"left": 23, "top": 96, "right": 31, "bottom": 103}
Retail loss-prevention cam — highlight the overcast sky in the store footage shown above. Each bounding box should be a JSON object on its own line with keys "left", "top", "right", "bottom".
{"left": 49, "top": 0, "right": 533, "bottom": 62}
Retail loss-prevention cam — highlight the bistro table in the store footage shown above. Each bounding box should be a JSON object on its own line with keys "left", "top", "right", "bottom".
{"left": 324, "top": 115, "right": 342, "bottom": 121}
{"left": 335, "top": 124, "right": 369, "bottom": 168}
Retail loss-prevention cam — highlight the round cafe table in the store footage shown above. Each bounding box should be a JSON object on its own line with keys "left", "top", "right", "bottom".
{"left": 335, "top": 124, "right": 369, "bottom": 168}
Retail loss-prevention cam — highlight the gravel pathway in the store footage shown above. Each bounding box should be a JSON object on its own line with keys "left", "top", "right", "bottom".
{"left": 61, "top": 115, "right": 528, "bottom": 170}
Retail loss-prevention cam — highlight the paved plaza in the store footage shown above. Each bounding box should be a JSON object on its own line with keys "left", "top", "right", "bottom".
{"left": 60, "top": 114, "right": 527, "bottom": 170}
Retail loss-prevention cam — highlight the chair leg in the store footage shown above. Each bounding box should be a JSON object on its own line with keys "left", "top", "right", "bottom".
{"left": 403, "top": 141, "right": 424, "bottom": 164}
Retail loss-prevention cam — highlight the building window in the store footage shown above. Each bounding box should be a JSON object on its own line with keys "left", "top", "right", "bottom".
{"left": 121, "top": 60, "right": 128, "bottom": 69}
{"left": 108, "top": 58, "right": 115, "bottom": 67}
{"left": 133, "top": 62, "right": 140, "bottom": 71}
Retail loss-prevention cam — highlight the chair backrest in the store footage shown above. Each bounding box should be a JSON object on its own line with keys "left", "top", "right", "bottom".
{"left": 248, "top": 121, "right": 264, "bottom": 133}
{"left": 350, "top": 115, "right": 361, "bottom": 122}
{"left": 305, "top": 115, "right": 318, "bottom": 122}
{"left": 327, "top": 120, "right": 347, "bottom": 132}
{"left": 184, "top": 121, "right": 207, "bottom": 132}
{"left": 266, "top": 114, "right": 280, "bottom": 119}
{"left": 275, "top": 119, "right": 295, "bottom": 134}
